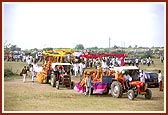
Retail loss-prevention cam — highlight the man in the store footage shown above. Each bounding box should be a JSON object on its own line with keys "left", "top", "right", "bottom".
{"left": 139, "top": 70, "right": 146, "bottom": 83}
{"left": 79, "top": 61, "right": 85, "bottom": 81}
{"left": 21, "top": 66, "right": 28, "bottom": 83}
{"left": 30, "top": 65, "right": 35, "bottom": 82}
{"left": 158, "top": 70, "right": 163, "bottom": 91}
{"left": 73, "top": 63, "right": 79, "bottom": 77}
{"left": 135, "top": 58, "right": 139, "bottom": 67}
{"left": 123, "top": 71, "right": 132, "bottom": 89}
{"left": 85, "top": 72, "right": 92, "bottom": 96}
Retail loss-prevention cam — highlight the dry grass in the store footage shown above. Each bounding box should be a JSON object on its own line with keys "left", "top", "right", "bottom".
{"left": 3, "top": 59, "right": 165, "bottom": 112}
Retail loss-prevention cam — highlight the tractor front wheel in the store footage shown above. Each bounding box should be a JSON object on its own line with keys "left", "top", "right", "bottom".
{"left": 145, "top": 89, "right": 152, "bottom": 99}
{"left": 127, "top": 89, "right": 135, "bottom": 100}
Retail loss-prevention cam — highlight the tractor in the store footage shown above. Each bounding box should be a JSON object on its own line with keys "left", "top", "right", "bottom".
{"left": 111, "top": 66, "right": 152, "bottom": 100}
{"left": 36, "top": 49, "right": 74, "bottom": 84}
{"left": 50, "top": 63, "right": 74, "bottom": 89}
{"left": 74, "top": 66, "right": 152, "bottom": 100}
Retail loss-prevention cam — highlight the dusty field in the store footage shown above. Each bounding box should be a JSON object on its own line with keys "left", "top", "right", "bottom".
{"left": 3, "top": 77, "right": 165, "bottom": 112}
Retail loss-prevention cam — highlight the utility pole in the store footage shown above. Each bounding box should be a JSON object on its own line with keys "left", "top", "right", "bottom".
{"left": 109, "top": 37, "right": 111, "bottom": 53}
{"left": 124, "top": 41, "right": 125, "bottom": 53}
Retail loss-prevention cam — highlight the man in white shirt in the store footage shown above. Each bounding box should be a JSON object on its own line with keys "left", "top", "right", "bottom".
{"left": 158, "top": 70, "right": 163, "bottom": 91}
{"left": 139, "top": 70, "right": 146, "bottom": 83}
{"left": 135, "top": 58, "right": 139, "bottom": 67}
{"left": 73, "top": 63, "right": 79, "bottom": 77}
{"left": 79, "top": 62, "right": 85, "bottom": 81}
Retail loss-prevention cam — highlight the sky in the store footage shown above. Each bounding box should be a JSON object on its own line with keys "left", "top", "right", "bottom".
{"left": 3, "top": 2, "right": 165, "bottom": 50}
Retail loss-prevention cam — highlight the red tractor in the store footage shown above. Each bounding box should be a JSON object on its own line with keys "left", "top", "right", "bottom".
{"left": 50, "top": 63, "right": 74, "bottom": 89}
{"left": 111, "top": 66, "right": 152, "bottom": 100}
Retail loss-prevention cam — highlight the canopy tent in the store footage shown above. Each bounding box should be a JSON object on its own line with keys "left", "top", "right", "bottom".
{"left": 80, "top": 53, "right": 126, "bottom": 66}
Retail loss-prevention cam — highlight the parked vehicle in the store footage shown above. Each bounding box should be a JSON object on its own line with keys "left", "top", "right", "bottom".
{"left": 145, "top": 72, "right": 159, "bottom": 88}
{"left": 50, "top": 63, "right": 74, "bottom": 89}
{"left": 110, "top": 66, "right": 152, "bottom": 100}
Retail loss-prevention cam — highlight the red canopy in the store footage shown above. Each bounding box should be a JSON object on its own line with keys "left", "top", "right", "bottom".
{"left": 80, "top": 53, "right": 126, "bottom": 66}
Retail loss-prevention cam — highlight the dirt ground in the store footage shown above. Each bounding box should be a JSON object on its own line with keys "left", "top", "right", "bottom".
{"left": 3, "top": 76, "right": 165, "bottom": 112}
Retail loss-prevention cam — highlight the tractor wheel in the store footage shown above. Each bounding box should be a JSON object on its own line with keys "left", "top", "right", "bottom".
{"left": 50, "top": 75, "right": 56, "bottom": 87}
{"left": 145, "top": 89, "right": 152, "bottom": 99}
{"left": 70, "top": 81, "right": 74, "bottom": 89}
{"left": 127, "top": 89, "right": 135, "bottom": 100}
{"left": 56, "top": 81, "right": 59, "bottom": 89}
{"left": 111, "top": 81, "right": 123, "bottom": 98}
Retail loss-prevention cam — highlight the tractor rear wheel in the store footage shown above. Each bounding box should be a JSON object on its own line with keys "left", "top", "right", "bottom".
{"left": 111, "top": 81, "right": 123, "bottom": 98}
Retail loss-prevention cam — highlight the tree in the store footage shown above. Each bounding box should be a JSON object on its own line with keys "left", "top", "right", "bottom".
{"left": 9, "top": 45, "right": 21, "bottom": 51}
{"left": 43, "top": 47, "right": 53, "bottom": 51}
{"left": 4, "top": 41, "right": 11, "bottom": 52}
{"left": 134, "top": 45, "right": 138, "bottom": 49}
{"left": 75, "top": 44, "right": 84, "bottom": 50}
{"left": 113, "top": 45, "right": 118, "bottom": 49}
{"left": 128, "top": 45, "right": 132, "bottom": 48}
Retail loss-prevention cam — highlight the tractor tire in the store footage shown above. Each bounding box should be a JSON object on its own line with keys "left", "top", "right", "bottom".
{"left": 145, "top": 89, "right": 152, "bottom": 99}
{"left": 127, "top": 89, "right": 135, "bottom": 100}
{"left": 56, "top": 81, "right": 59, "bottom": 89}
{"left": 50, "top": 75, "right": 56, "bottom": 87}
{"left": 111, "top": 81, "right": 123, "bottom": 98}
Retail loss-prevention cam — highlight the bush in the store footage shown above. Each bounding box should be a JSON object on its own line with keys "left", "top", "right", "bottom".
{"left": 4, "top": 69, "right": 14, "bottom": 77}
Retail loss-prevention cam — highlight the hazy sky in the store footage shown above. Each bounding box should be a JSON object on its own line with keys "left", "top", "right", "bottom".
{"left": 3, "top": 2, "right": 165, "bottom": 50}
